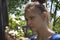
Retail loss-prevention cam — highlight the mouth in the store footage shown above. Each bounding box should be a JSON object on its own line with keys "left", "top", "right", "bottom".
{"left": 29, "top": 26, "right": 35, "bottom": 30}
{"left": 29, "top": 26, "right": 32, "bottom": 29}
{"left": 27, "top": 25, "right": 32, "bottom": 29}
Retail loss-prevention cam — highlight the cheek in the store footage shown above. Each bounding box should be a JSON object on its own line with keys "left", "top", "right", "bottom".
{"left": 32, "top": 21, "right": 41, "bottom": 31}
{"left": 34, "top": 19, "right": 43, "bottom": 27}
{"left": 32, "top": 19, "right": 41, "bottom": 27}
{"left": 31, "top": 19, "right": 43, "bottom": 32}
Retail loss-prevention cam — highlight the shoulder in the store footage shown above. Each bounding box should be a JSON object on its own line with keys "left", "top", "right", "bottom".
{"left": 50, "top": 34, "right": 60, "bottom": 40}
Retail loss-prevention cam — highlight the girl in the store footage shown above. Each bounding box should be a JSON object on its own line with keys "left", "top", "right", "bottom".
{"left": 24, "top": 0, "right": 60, "bottom": 40}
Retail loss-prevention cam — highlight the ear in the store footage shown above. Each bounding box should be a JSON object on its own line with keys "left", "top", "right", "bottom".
{"left": 41, "top": 12, "right": 47, "bottom": 20}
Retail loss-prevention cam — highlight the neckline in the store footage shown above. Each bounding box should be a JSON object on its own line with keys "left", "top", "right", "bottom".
{"left": 50, "top": 33, "right": 57, "bottom": 40}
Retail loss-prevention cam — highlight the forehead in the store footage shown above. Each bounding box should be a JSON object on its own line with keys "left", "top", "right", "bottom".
{"left": 25, "top": 7, "right": 41, "bottom": 17}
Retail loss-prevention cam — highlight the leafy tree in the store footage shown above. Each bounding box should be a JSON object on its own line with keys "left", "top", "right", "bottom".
{"left": 7, "top": 0, "right": 33, "bottom": 38}
{"left": 49, "top": 0, "right": 60, "bottom": 33}
{"left": 7, "top": 0, "right": 60, "bottom": 38}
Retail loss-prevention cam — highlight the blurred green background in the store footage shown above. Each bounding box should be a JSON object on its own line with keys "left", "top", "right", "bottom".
{"left": 6, "top": 0, "right": 60, "bottom": 39}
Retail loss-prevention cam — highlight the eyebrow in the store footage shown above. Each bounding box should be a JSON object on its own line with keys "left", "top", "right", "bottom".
{"left": 29, "top": 16, "right": 35, "bottom": 18}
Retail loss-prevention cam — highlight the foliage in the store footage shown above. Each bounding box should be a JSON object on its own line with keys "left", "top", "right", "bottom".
{"left": 53, "top": 16, "right": 60, "bottom": 33}
{"left": 50, "top": 0, "right": 60, "bottom": 33}
{"left": 8, "top": 0, "right": 60, "bottom": 38}
{"left": 8, "top": 0, "right": 32, "bottom": 38}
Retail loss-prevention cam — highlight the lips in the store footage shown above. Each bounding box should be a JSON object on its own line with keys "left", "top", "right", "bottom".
{"left": 29, "top": 26, "right": 34, "bottom": 30}
{"left": 28, "top": 25, "right": 35, "bottom": 29}
{"left": 28, "top": 26, "right": 32, "bottom": 29}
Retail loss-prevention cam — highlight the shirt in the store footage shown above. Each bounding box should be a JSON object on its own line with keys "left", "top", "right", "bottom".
{"left": 30, "top": 34, "right": 60, "bottom": 40}
{"left": 50, "top": 34, "right": 60, "bottom": 40}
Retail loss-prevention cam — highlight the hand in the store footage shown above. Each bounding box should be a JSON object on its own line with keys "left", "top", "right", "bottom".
{"left": 18, "top": 37, "right": 30, "bottom": 40}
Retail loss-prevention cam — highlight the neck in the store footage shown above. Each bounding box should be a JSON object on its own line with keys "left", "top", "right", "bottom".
{"left": 37, "top": 27, "right": 55, "bottom": 40}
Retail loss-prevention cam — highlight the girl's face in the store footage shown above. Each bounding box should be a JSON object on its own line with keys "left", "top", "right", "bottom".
{"left": 25, "top": 9, "right": 45, "bottom": 32}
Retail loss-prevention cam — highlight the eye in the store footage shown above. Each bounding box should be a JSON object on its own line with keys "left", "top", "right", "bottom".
{"left": 29, "top": 16, "right": 34, "bottom": 20}
{"left": 30, "top": 17, "right": 33, "bottom": 20}
{"left": 25, "top": 18, "right": 28, "bottom": 21}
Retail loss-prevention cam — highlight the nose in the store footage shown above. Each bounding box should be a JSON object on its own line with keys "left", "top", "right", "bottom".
{"left": 27, "top": 20, "right": 31, "bottom": 26}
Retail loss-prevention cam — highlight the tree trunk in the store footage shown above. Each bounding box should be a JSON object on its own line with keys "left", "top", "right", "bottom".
{"left": 0, "top": 0, "right": 8, "bottom": 40}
